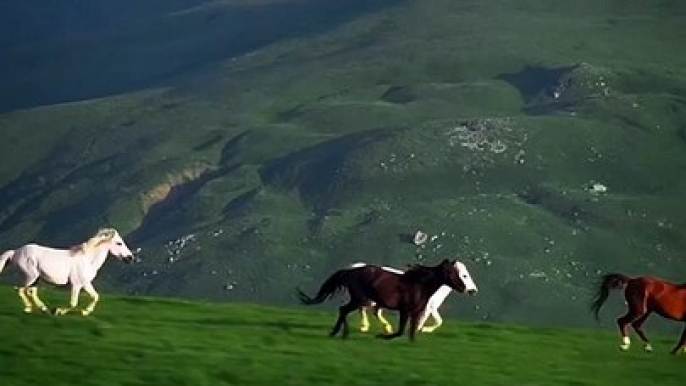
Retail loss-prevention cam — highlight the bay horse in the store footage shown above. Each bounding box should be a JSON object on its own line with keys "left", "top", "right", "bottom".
{"left": 0, "top": 228, "right": 135, "bottom": 316}
{"left": 350, "top": 261, "right": 478, "bottom": 334}
{"left": 296, "top": 259, "right": 477, "bottom": 341}
{"left": 590, "top": 273, "right": 686, "bottom": 354}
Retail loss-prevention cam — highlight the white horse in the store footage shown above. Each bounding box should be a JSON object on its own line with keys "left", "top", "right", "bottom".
{"left": 351, "top": 260, "right": 478, "bottom": 333}
{"left": 0, "top": 227, "right": 135, "bottom": 316}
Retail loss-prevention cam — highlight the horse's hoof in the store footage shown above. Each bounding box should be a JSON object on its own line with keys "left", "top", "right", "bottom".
{"left": 81, "top": 310, "right": 92, "bottom": 316}
{"left": 360, "top": 326, "right": 370, "bottom": 333}
{"left": 421, "top": 327, "right": 436, "bottom": 333}
{"left": 644, "top": 344, "right": 653, "bottom": 352}
{"left": 23, "top": 307, "right": 33, "bottom": 313}
{"left": 54, "top": 308, "right": 69, "bottom": 316}
{"left": 619, "top": 344, "right": 630, "bottom": 351}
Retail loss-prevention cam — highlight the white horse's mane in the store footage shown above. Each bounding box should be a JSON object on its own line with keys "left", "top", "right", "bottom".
{"left": 70, "top": 228, "right": 118, "bottom": 256}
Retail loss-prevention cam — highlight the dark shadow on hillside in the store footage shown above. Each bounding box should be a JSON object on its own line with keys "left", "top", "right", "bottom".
{"left": 0, "top": 153, "right": 135, "bottom": 245}
{"left": 678, "top": 125, "right": 686, "bottom": 143}
{"left": 0, "top": 0, "right": 407, "bottom": 113}
{"left": 259, "top": 128, "right": 394, "bottom": 210}
{"left": 516, "top": 185, "right": 614, "bottom": 228}
{"left": 397, "top": 232, "right": 416, "bottom": 244}
{"left": 219, "top": 130, "right": 252, "bottom": 167}
{"left": 381, "top": 86, "right": 417, "bottom": 104}
{"left": 222, "top": 189, "right": 261, "bottom": 219}
{"left": 497, "top": 64, "right": 580, "bottom": 115}
{"left": 0, "top": 130, "right": 171, "bottom": 245}
{"left": 127, "top": 166, "right": 237, "bottom": 244}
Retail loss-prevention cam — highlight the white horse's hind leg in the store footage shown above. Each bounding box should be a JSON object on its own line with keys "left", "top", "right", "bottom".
{"left": 17, "top": 266, "right": 41, "bottom": 313}
{"left": 26, "top": 287, "right": 49, "bottom": 313}
{"left": 359, "top": 307, "right": 371, "bottom": 332}
{"left": 81, "top": 283, "right": 99, "bottom": 316}
{"left": 376, "top": 309, "right": 394, "bottom": 334}
{"left": 17, "top": 287, "right": 33, "bottom": 313}
{"left": 420, "top": 309, "right": 443, "bottom": 333}
{"left": 55, "top": 285, "right": 82, "bottom": 316}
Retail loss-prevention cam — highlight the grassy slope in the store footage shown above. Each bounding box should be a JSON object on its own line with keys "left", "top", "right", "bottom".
{"left": 1, "top": 286, "right": 685, "bottom": 386}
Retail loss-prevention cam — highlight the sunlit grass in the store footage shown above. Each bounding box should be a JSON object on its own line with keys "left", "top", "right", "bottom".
{"left": 1, "top": 286, "right": 684, "bottom": 386}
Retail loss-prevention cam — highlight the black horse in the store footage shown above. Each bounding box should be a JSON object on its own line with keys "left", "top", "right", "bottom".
{"left": 296, "top": 259, "right": 477, "bottom": 342}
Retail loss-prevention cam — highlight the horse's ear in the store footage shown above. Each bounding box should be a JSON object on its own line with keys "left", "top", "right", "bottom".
{"left": 441, "top": 258, "right": 450, "bottom": 265}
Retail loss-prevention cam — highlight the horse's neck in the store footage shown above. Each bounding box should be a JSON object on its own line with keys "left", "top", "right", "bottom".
{"left": 83, "top": 248, "right": 109, "bottom": 272}
{"left": 418, "top": 280, "right": 445, "bottom": 300}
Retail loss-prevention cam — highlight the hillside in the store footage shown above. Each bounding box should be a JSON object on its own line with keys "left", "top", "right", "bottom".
{"left": 1, "top": 0, "right": 686, "bottom": 328}
{"left": 1, "top": 286, "right": 685, "bottom": 386}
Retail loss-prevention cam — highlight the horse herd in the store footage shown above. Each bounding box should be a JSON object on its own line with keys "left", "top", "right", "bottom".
{"left": 1, "top": 227, "right": 686, "bottom": 354}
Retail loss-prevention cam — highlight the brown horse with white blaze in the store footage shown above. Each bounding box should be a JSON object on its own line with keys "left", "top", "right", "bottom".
{"left": 296, "top": 259, "right": 477, "bottom": 342}
{"left": 590, "top": 273, "right": 686, "bottom": 354}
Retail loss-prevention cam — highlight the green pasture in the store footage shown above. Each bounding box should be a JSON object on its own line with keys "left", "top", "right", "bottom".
{"left": 1, "top": 286, "right": 684, "bottom": 386}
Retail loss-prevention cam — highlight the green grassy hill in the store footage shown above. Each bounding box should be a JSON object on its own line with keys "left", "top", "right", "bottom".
{"left": 1, "top": 286, "right": 685, "bottom": 386}
{"left": 1, "top": 0, "right": 686, "bottom": 328}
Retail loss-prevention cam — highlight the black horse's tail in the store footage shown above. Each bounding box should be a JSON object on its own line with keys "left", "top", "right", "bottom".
{"left": 296, "top": 269, "right": 351, "bottom": 305}
{"left": 590, "top": 273, "right": 631, "bottom": 321}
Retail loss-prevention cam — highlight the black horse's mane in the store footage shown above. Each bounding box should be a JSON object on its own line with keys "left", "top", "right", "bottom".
{"left": 403, "top": 263, "right": 440, "bottom": 283}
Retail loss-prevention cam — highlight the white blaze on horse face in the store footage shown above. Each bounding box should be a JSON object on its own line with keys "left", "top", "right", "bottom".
{"left": 454, "top": 261, "right": 478, "bottom": 293}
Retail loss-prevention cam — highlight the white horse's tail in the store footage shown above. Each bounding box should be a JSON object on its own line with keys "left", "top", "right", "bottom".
{"left": 0, "top": 250, "right": 15, "bottom": 273}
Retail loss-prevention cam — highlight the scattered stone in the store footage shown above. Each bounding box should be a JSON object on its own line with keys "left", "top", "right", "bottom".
{"left": 587, "top": 182, "right": 608, "bottom": 194}
{"left": 413, "top": 231, "right": 428, "bottom": 246}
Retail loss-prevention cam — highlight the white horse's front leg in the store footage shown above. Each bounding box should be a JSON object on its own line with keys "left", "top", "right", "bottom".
{"left": 416, "top": 306, "right": 433, "bottom": 332}
{"left": 420, "top": 309, "right": 443, "bottom": 333}
{"left": 55, "top": 285, "right": 82, "bottom": 316}
{"left": 81, "top": 283, "right": 100, "bottom": 316}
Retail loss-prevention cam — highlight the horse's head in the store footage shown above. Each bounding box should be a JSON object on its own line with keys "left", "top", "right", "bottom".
{"left": 100, "top": 228, "right": 136, "bottom": 263}
{"left": 440, "top": 259, "right": 478, "bottom": 295}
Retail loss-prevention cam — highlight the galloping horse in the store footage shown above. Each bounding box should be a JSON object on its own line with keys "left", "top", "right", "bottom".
{"left": 591, "top": 273, "right": 686, "bottom": 354}
{"left": 297, "top": 259, "right": 477, "bottom": 341}
{"left": 0, "top": 228, "right": 135, "bottom": 316}
{"left": 350, "top": 261, "right": 477, "bottom": 334}
{"left": 350, "top": 262, "right": 404, "bottom": 334}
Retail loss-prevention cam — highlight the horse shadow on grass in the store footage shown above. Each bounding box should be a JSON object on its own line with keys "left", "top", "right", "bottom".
{"left": 113, "top": 297, "right": 339, "bottom": 337}
{"left": 194, "top": 316, "right": 325, "bottom": 333}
